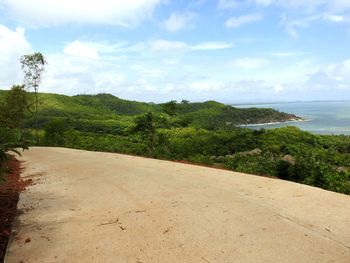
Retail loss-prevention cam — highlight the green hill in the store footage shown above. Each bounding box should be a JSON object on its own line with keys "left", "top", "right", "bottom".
{"left": 0, "top": 91, "right": 300, "bottom": 131}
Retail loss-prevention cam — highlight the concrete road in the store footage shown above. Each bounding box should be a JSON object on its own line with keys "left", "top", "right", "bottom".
{"left": 5, "top": 147, "right": 350, "bottom": 262}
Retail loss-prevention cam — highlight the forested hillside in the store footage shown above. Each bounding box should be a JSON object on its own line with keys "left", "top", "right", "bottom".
{"left": 0, "top": 91, "right": 300, "bottom": 126}
{"left": 0, "top": 90, "right": 301, "bottom": 135}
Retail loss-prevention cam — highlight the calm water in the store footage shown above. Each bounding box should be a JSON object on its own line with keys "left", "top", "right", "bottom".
{"left": 234, "top": 101, "right": 350, "bottom": 135}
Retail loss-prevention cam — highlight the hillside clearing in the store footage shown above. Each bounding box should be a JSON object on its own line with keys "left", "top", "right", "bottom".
{"left": 5, "top": 147, "right": 350, "bottom": 263}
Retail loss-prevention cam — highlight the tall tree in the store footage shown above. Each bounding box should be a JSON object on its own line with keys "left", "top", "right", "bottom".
{"left": 20, "top": 53, "right": 47, "bottom": 143}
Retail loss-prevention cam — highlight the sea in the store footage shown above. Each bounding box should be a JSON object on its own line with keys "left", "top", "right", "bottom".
{"left": 234, "top": 101, "right": 350, "bottom": 135}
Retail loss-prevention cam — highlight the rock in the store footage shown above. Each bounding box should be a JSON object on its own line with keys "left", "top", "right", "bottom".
{"left": 281, "top": 155, "right": 295, "bottom": 165}
{"left": 336, "top": 167, "right": 349, "bottom": 173}
{"left": 239, "top": 148, "right": 262, "bottom": 156}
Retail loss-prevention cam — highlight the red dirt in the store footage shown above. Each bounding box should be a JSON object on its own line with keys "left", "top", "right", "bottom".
{"left": 0, "top": 158, "right": 31, "bottom": 263}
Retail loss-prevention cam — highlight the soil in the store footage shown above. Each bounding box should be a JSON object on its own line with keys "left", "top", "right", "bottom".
{"left": 0, "top": 158, "right": 30, "bottom": 263}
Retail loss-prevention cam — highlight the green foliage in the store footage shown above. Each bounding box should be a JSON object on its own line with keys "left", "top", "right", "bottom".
{"left": 131, "top": 112, "right": 165, "bottom": 157}
{"left": 43, "top": 119, "right": 70, "bottom": 146}
{"left": 20, "top": 52, "right": 47, "bottom": 143}
{"left": 161, "top": 100, "right": 178, "bottom": 116}
{"left": 20, "top": 53, "right": 47, "bottom": 90}
{"left": 0, "top": 86, "right": 29, "bottom": 180}
{"left": 225, "top": 151, "right": 279, "bottom": 177}
{"left": 74, "top": 93, "right": 156, "bottom": 115}
{"left": 0, "top": 127, "right": 28, "bottom": 180}
{"left": 0, "top": 85, "right": 28, "bottom": 129}
{"left": 132, "top": 112, "right": 156, "bottom": 136}
{"left": 0, "top": 91, "right": 299, "bottom": 129}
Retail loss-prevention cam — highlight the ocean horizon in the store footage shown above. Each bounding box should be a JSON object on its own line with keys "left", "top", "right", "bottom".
{"left": 234, "top": 101, "right": 350, "bottom": 135}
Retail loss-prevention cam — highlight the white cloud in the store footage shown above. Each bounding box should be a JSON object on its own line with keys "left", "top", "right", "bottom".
{"left": 163, "top": 12, "right": 196, "bottom": 32}
{"left": 0, "top": 24, "right": 32, "bottom": 88}
{"left": 322, "top": 14, "right": 345, "bottom": 22}
{"left": 280, "top": 15, "right": 309, "bottom": 38}
{"left": 64, "top": 41, "right": 100, "bottom": 60}
{"left": 273, "top": 84, "right": 284, "bottom": 93}
{"left": 252, "top": 0, "right": 326, "bottom": 10}
{"left": 225, "top": 13, "right": 263, "bottom": 28}
{"left": 267, "top": 52, "right": 300, "bottom": 57}
{"left": 330, "top": 0, "right": 350, "bottom": 12}
{"left": 41, "top": 53, "right": 126, "bottom": 95}
{"left": 131, "top": 64, "right": 165, "bottom": 79}
{"left": 2, "top": 21, "right": 349, "bottom": 102}
{"left": 149, "top": 40, "right": 188, "bottom": 51}
{"left": 231, "top": 57, "right": 270, "bottom": 69}
{"left": 281, "top": 12, "right": 349, "bottom": 38}
{"left": 0, "top": 0, "right": 161, "bottom": 27}
{"left": 148, "top": 39, "right": 233, "bottom": 52}
{"left": 38, "top": 39, "right": 180, "bottom": 96}
{"left": 306, "top": 59, "right": 350, "bottom": 92}
{"left": 157, "top": 78, "right": 297, "bottom": 102}
{"left": 190, "top": 80, "right": 224, "bottom": 92}
{"left": 252, "top": 0, "right": 350, "bottom": 13}
{"left": 217, "top": 0, "right": 239, "bottom": 10}
{"left": 192, "top": 41, "right": 233, "bottom": 51}
{"left": 93, "top": 71, "right": 125, "bottom": 89}
{"left": 253, "top": 0, "right": 273, "bottom": 5}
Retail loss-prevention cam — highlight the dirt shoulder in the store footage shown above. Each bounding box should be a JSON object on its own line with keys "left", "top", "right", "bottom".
{"left": 5, "top": 147, "right": 350, "bottom": 263}
{"left": 0, "top": 158, "right": 31, "bottom": 263}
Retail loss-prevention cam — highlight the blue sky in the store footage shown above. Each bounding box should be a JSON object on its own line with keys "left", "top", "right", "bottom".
{"left": 0, "top": 0, "right": 350, "bottom": 103}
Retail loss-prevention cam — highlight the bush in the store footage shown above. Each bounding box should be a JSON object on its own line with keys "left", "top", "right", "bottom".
{"left": 0, "top": 127, "right": 28, "bottom": 180}
{"left": 43, "top": 118, "right": 70, "bottom": 146}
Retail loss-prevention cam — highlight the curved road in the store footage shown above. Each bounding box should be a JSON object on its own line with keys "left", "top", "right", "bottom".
{"left": 5, "top": 147, "right": 350, "bottom": 262}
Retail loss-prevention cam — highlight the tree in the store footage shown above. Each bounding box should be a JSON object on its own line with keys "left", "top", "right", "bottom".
{"left": 20, "top": 53, "right": 47, "bottom": 144}
{"left": 44, "top": 119, "right": 69, "bottom": 146}
{"left": 0, "top": 85, "right": 28, "bottom": 129}
{"left": 132, "top": 112, "right": 156, "bottom": 138}
{"left": 162, "top": 100, "right": 177, "bottom": 116}
{"left": 132, "top": 112, "right": 157, "bottom": 155}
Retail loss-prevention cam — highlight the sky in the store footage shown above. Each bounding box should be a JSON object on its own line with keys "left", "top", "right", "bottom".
{"left": 0, "top": 0, "right": 350, "bottom": 103}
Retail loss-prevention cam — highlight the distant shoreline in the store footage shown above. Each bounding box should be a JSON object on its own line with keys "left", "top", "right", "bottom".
{"left": 238, "top": 118, "right": 308, "bottom": 127}
{"left": 232, "top": 100, "right": 349, "bottom": 107}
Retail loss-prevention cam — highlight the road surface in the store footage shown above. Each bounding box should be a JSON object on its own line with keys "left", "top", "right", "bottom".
{"left": 5, "top": 147, "right": 350, "bottom": 262}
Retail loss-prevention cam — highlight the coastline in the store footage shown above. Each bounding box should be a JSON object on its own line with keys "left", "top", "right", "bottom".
{"left": 238, "top": 118, "right": 308, "bottom": 127}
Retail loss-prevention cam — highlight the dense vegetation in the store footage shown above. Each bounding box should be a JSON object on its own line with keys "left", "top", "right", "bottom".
{"left": 0, "top": 53, "right": 45, "bottom": 181}
{"left": 0, "top": 86, "right": 29, "bottom": 179}
{"left": 1, "top": 90, "right": 349, "bottom": 194}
